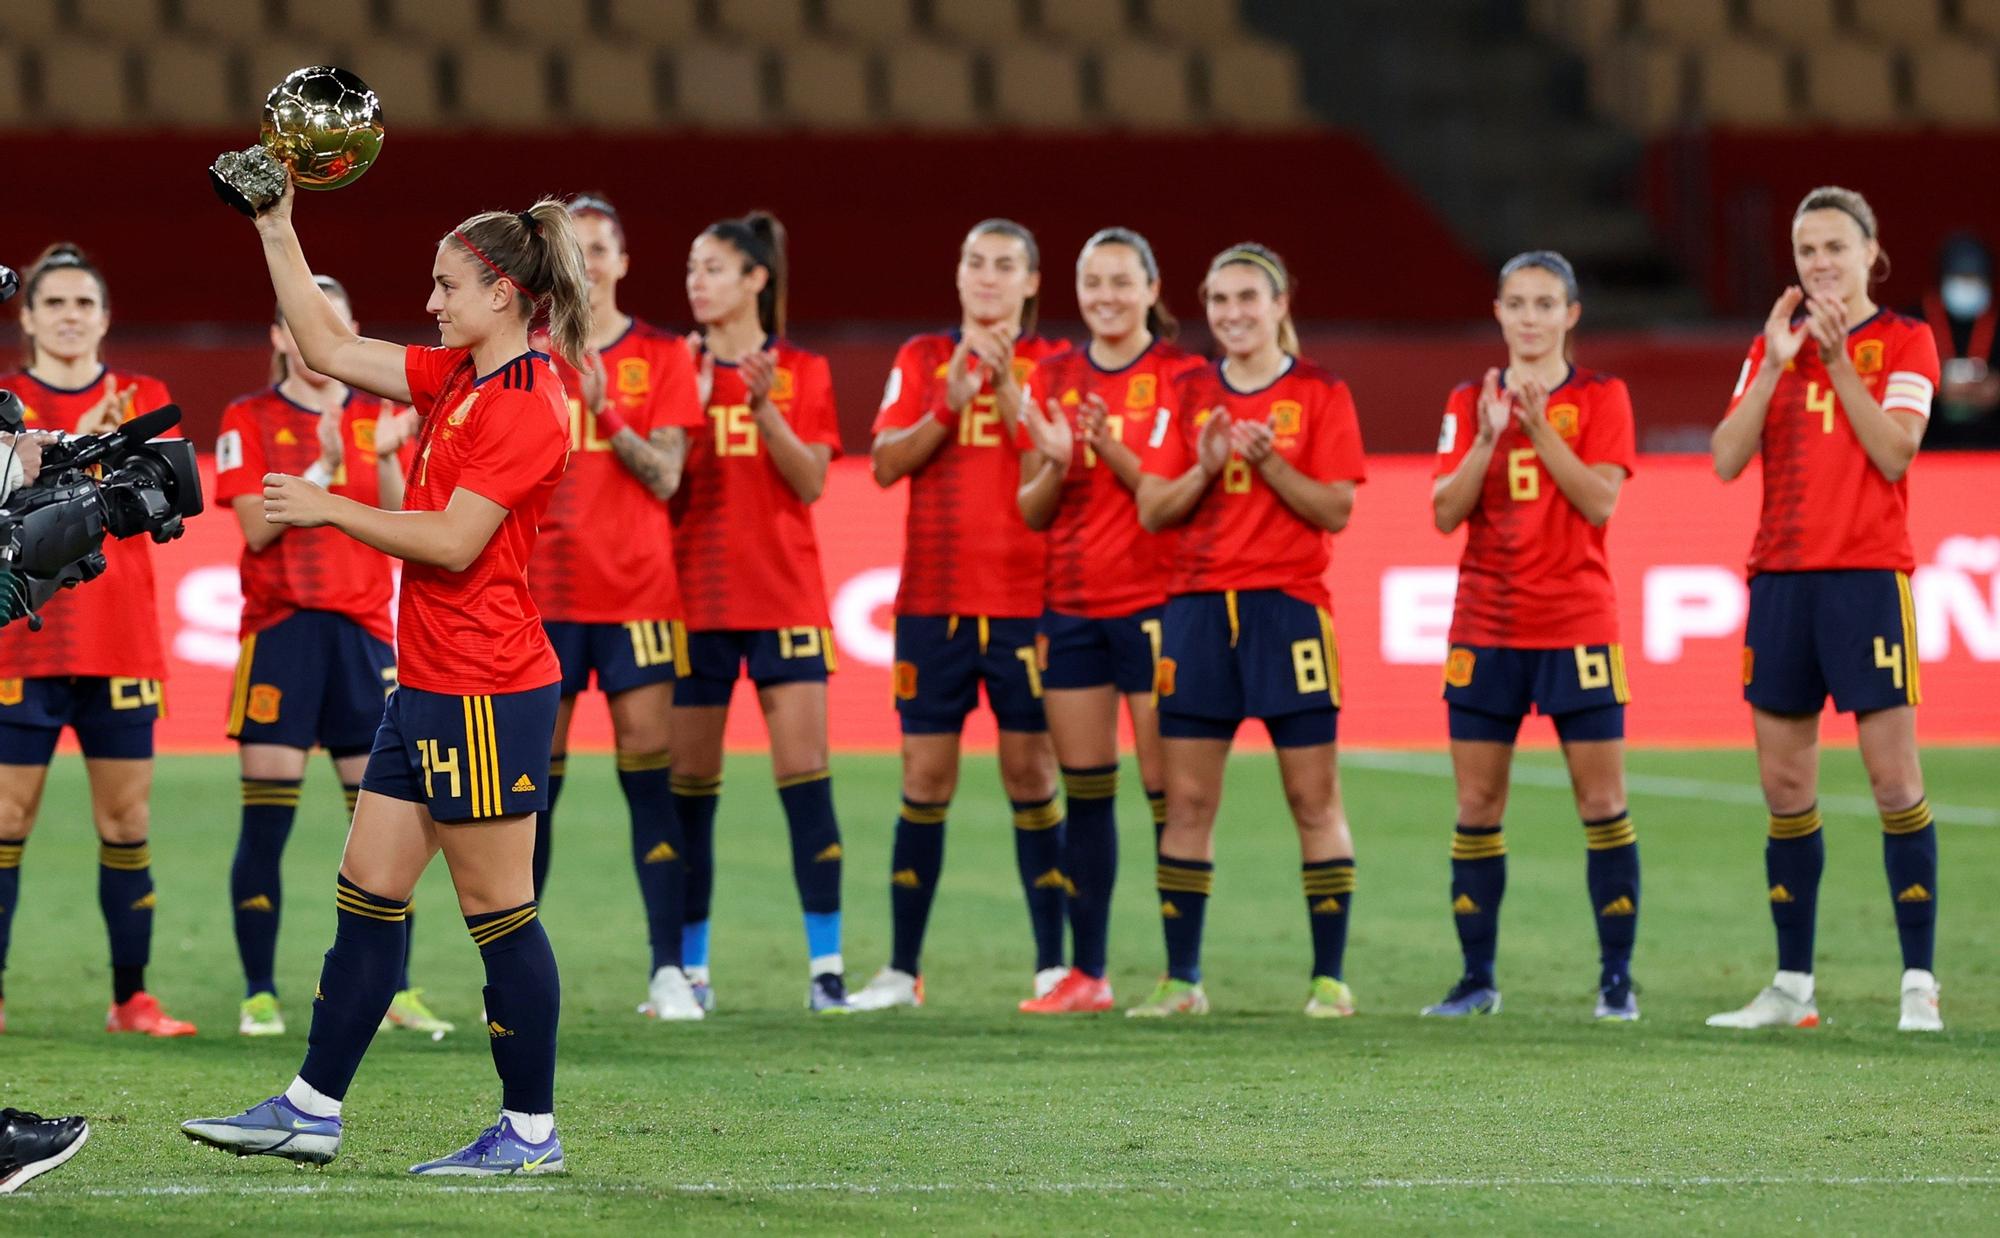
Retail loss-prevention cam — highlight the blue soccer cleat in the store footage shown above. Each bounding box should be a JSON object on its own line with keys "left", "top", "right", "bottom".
{"left": 1420, "top": 976, "right": 1502, "bottom": 1017}
{"left": 1595, "top": 975, "right": 1640, "bottom": 1022}
{"left": 180, "top": 1095, "right": 342, "bottom": 1165}
{"left": 809, "top": 972, "right": 852, "bottom": 1014}
{"left": 409, "top": 1117, "right": 564, "bottom": 1176}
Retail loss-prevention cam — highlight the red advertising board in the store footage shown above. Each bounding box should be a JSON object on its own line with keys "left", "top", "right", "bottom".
{"left": 105, "top": 455, "right": 2000, "bottom": 752}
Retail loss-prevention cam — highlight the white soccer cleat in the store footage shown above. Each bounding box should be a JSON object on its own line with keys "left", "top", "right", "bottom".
{"left": 847, "top": 967, "right": 924, "bottom": 1012}
{"left": 1898, "top": 969, "right": 1943, "bottom": 1032}
{"left": 638, "top": 966, "right": 705, "bottom": 1021}
{"left": 1706, "top": 975, "right": 1820, "bottom": 1029}
{"left": 1031, "top": 966, "right": 1069, "bottom": 1000}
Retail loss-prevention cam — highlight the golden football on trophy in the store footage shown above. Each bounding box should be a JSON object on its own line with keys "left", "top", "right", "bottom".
{"left": 210, "top": 66, "right": 385, "bottom": 216}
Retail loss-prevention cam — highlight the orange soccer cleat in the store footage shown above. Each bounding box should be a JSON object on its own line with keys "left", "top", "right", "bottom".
{"left": 1018, "top": 969, "right": 1114, "bottom": 1014}
{"left": 106, "top": 992, "right": 196, "bottom": 1037}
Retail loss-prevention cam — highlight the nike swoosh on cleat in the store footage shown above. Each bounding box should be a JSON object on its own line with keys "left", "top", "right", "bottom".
{"left": 522, "top": 1149, "right": 556, "bottom": 1171}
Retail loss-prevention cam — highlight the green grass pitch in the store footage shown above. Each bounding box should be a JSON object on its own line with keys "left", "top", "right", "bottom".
{"left": 2, "top": 746, "right": 1995, "bottom": 1233}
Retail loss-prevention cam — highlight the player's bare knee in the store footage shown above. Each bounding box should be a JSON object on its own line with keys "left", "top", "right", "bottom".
{"left": 1456, "top": 787, "right": 1507, "bottom": 825}
{"left": 95, "top": 801, "right": 150, "bottom": 843}
{"left": 1574, "top": 791, "right": 1627, "bottom": 822}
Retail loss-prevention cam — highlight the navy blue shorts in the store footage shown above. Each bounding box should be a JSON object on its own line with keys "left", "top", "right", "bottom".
{"left": 361, "top": 683, "right": 561, "bottom": 822}
{"left": 893, "top": 615, "right": 1046, "bottom": 734}
{"left": 676, "top": 626, "right": 834, "bottom": 707}
{"left": 1155, "top": 590, "right": 1339, "bottom": 748}
{"left": 227, "top": 611, "right": 397, "bottom": 755}
{"left": 1442, "top": 643, "right": 1629, "bottom": 744}
{"left": 1039, "top": 607, "right": 1163, "bottom": 694}
{"left": 0, "top": 676, "right": 160, "bottom": 763}
{"left": 546, "top": 619, "right": 686, "bottom": 697}
{"left": 1744, "top": 569, "right": 1920, "bottom": 715}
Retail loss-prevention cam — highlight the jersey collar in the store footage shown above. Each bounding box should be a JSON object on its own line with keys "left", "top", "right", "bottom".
{"left": 1086, "top": 337, "right": 1157, "bottom": 376}
{"left": 1497, "top": 363, "right": 1575, "bottom": 394}
{"left": 473, "top": 350, "right": 551, "bottom": 386}
{"left": 271, "top": 383, "right": 353, "bottom": 416}
{"left": 23, "top": 364, "right": 108, "bottom": 395}
{"left": 1218, "top": 353, "right": 1295, "bottom": 396}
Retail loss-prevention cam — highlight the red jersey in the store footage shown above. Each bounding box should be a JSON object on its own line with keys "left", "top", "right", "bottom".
{"left": 1727, "top": 309, "right": 1939, "bottom": 576}
{"left": 399, "top": 346, "right": 569, "bottom": 694}
{"left": 874, "top": 332, "right": 1070, "bottom": 617}
{"left": 1141, "top": 358, "right": 1367, "bottom": 610}
{"left": 1433, "top": 367, "right": 1637, "bottom": 647}
{"left": 214, "top": 387, "right": 401, "bottom": 645}
{"left": 0, "top": 367, "right": 171, "bottom": 679}
{"left": 532, "top": 319, "right": 703, "bottom": 623}
{"left": 1026, "top": 341, "right": 1204, "bottom": 617}
{"left": 672, "top": 341, "right": 842, "bottom": 630}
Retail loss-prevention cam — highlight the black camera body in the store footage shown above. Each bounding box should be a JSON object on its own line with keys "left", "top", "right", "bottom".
{"left": 0, "top": 390, "right": 205, "bottom": 627}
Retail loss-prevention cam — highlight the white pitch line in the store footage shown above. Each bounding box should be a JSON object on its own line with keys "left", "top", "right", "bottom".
{"left": 1341, "top": 749, "right": 2000, "bottom": 828}
{"left": 63, "top": 1175, "right": 2000, "bottom": 1200}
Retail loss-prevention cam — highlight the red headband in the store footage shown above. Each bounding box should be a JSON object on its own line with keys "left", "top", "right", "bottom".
{"left": 452, "top": 229, "right": 543, "bottom": 299}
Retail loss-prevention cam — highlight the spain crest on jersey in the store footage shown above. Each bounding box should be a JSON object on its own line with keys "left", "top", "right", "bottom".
{"left": 1854, "top": 340, "right": 1885, "bottom": 375}
{"left": 0, "top": 679, "right": 21, "bottom": 707}
{"left": 772, "top": 367, "right": 795, "bottom": 401}
{"left": 1548, "top": 403, "right": 1580, "bottom": 439}
{"left": 1270, "top": 400, "right": 1303, "bottom": 436}
{"left": 1011, "top": 358, "right": 1036, "bottom": 387}
{"left": 617, "top": 357, "right": 650, "bottom": 394}
{"left": 353, "top": 418, "right": 377, "bottom": 453}
{"left": 1126, "top": 373, "right": 1157, "bottom": 409}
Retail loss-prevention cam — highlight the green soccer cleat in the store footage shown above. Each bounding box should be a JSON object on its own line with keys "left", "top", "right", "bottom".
{"left": 1125, "top": 977, "right": 1209, "bottom": 1018}
{"left": 380, "top": 989, "right": 455, "bottom": 1039}
{"left": 238, "top": 992, "right": 285, "bottom": 1037}
{"left": 1304, "top": 975, "right": 1356, "bottom": 1018}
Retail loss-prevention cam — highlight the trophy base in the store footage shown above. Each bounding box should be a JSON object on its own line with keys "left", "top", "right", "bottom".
{"left": 209, "top": 147, "right": 288, "bottom": 217}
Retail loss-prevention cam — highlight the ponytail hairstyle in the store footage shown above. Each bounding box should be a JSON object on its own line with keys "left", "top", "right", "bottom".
{"left": 966, "top": 218, "right": 1041, "bottom": 335}
{"left": 443, "top": 198, "right": 590, "bottom": 367}
{"left": 1204, "top": 242, "right": 1297, "bottom": 355}
{"left": 1080, "top": 226, "right": 1178, "bottom": 341}
{"left": 702, "top": 210, "right": 789, "bottom": 339}
{"left": 1794, "top": 185, "right": 1890, "bottom": 286}
{"left": 1497, "top": 249, "right": 1581, "bottom": 362}
{"left": 270, "top": 274, "right": 351, "bottom": 385}
{"left": 19, "top": 243, "right": 110, "bottom": 366}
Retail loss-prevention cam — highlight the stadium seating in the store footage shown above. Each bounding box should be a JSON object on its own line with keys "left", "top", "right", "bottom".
{"left": 456, "top": 42, "right": 560, "bottom": 130}
{"left": 715, "top": 0, "right": 813, "bottom": 46}
{"left": 821, "top": 0, "right": 916, "bottom": 44}
{"left": 990, "top": 44, "right": 1089, "bottom": 129}
{"left": 672, "top": 40, "right": 768, "bottom": 128}
{"left": 883, "top": 41, "right": 981, "bottom": 129}
{"left": 0, "top": 0, "right": 65, "bottom": 40}
{"left": 567, "top": 43, "right": 665, "bottom": 129}
{"left": 37, "top": 42, "right": 130, "bottom": 128}
{"left": 603, "top": 0, "right": 704, "bottom": 43}
{"left": 142, "top": 40, "right": 236, "bottom": 128}
{"left": 277, "top": 0, "right": 374, "bottom": 43}
{"left": 1909, "top": 40, "right": 2000, "bottom": 127}
{"left": 1695, "top": 40, "right": 1792, "bottom": 127}
{"left": 0, "top": 50, "right": 25, "bottom": 126}
{"left": 1801, "top": 40, "right": 1900, "bottom": 127}
{"left": 1098, "top": 42, "right": 1196, "bottom": 130}
{"left": 777, "top": 42, "right": 874, "bottom": 129}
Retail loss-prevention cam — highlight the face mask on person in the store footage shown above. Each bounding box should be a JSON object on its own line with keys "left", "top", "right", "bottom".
{"left": 1942, "top": 275, "right": 1992, "bottom": 319}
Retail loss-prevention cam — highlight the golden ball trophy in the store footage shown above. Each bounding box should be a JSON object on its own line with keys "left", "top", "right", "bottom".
{"left": 210, "top": 66, "right": 384, "bottom": 216}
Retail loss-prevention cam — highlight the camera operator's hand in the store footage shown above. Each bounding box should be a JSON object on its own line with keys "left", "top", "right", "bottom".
{"left": 2, "top": 432, "right": 54, "bottom": 489}
{"left": 73, "top": 381, "right": 128, "bottom": 436}
{"left": 263, "top": 472, "right": 335, "bottom": 528}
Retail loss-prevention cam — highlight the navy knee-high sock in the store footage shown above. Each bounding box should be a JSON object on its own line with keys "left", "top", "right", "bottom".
{"left": 1156, "top": 855, "right": 1213, "bottom": 983}
{"left": 1302, "top": 858, "right": 1355, "bottom": 981}
{"left": 1766, "top": 806, "right": 1825, "bottom": 974}
{"left": 99, "top": 839, "right": 154, "bottom": 1004}
{"left": 232, "top": 778, "right": 302, "bottom": 998}
{"left": 671, "top": 773, "right": 722, "bottom": 973}
{"left": 1881, "top": 798, "right": 1938, "bottom": 971}
{"left": 1012, "top": 795, "right": 1067, "bottom": 973}
{"left": 1583, "top": 812, "right": 1640, "bottom": 986}
{"left": 618, "top": 751, "right": 684, "bottom": 973}
{"left": 467, "top": 902, "right": 560, "bottom": 1115}
{"left": 778, "top": 771, "right": 843, "bottom": 970}
{"left": 1147, "top": 789, "right": 1167, "bottom": 849}
{"left": 531, "top": 756, "right": 567, "bottom": 900}
{"left": 0, "top": 836, "right": 22, "bottom": 999}
{"left": 888, "top": 798, "right": 947, "bottom": 976}
{"left": 1061, "top": 765, "right": 1119, "bottom": 979}
{"left": 299, "top": 877, "right": 409, "bottom": 1100}
{"left": 1450, "top": 825, "right": 1506, "bottom": 987}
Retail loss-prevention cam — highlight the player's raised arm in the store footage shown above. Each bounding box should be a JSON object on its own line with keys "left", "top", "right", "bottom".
{"left": 1712, "top": 288, "right": 1808, "bottom": 480}
{"left": 870, "top": 341, "right": 963, "bottom": 486}
{"left": 251, "top": 180, "right": 412, "bottom": 403}
{"left": 1433, "top": 370, "right": 1507, "bottom": 532}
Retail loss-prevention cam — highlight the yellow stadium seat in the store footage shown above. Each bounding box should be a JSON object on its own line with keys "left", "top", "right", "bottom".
{"left": 1206, "top": 39, "right": 1304, "bottom": 128}
{"left": 0, "top": 1, "right": 66, "bottom": 40}
{"left": 1696, "top": 38, "right": 1794, "bottom": 125}
{"left": 1146, "top": 0, "right": 1245, "bottom": 43}
{"left": 672, "top": 39, "right": 769, "bottom": 128}
{"left": 1802, "top": 41, "right": 1900, "bottom": 126}
{"left": 1634, "top": 0, "right": 1731, "bottom": 44}
{"left": 143, "top": 40, "right": 237, "bottom": 126}
{"left": 777, "top": 42, "right": 874, "bottom": 128}
{"left": 178, "top": 0, "right": 273, "bottom": 38}
{"left": 1098, "top": 43, "right": 1195, "bottom": 129}
{"left": 1038, "top": 0, "right": 1131, "bottom": 44}
{"left": 990, "top": 44, "right": 1088, "bottom": 128}
{"left": 1909, "top": 40, "right": 2000, "bottom": 127}
{"left": 37, "top": 42, "right": 132, "bottom": 126}
{"left": 716, "top": 0, "right": 813, "bottom": 44}
{"left": 606, "top": 0, "right": 704, "bottom": 41}
{"left": 1961, "top": 0, "right": 2000, "bottom": 38}
{"left": 1745, "top": 0, "right": 1839, "bottom": 43}
{"left": 821, "top": 0, "right": 915, "bottom": 43}
{"left": 567, "top": 44, "right": 665, "bottom": 128}
{"left": 278, "top": 0, "right": 374, "bottom": 43}
{"left": 1592, "top": 41, "right": 1687, "bottom": 133}
{"left": 0, "top": 49, "right": 28, "bottom": 127}
{"left": 1849, "top": 0, "right": 1942, "bottom": 45}
{"left": 929, "top": 0, "right": 1026, "bottom": 43}
{"left": 342, "top": 44, "right": 448, "bottom": 128}
{"left": 385, "top": 0, "right": 487, "bottom": 42}
{"left": 455, "top": 42, "right": 558, "bottom": 129}
{"left": 73, "top": 0, "right": 165, "bottom": 39}
{"left": 882, "top": 41, "right": 979, "bottom": 128}
{"left": 496, "top": 0, "right": 600, "bottom": 44}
